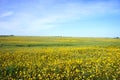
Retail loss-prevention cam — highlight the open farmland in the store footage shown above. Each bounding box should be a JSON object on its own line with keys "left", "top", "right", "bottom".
{"left": 0, "top": 36, "right": 120, "bottom": 80}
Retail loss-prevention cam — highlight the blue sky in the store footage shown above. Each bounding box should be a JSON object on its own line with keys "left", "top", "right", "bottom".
{"left": 0, "top": 0, "right": 120, "bottom": 37}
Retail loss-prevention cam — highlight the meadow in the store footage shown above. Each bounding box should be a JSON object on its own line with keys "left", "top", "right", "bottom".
{"left": 0, "top": 36, "right": 120, "bottom": 80}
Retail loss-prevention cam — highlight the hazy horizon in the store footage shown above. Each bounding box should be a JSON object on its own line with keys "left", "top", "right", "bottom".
{"left": 0, "top": 0, "right": 120, "bottom": 37}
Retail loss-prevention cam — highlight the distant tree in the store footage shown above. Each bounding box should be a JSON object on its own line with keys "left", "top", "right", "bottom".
{"left": 115, "top": 37, "right": 119, "bottom": 39}
{"left": 0, "top": 35, "right": 14, "bottom": 37}
{"left": 10, "top": 35, "right": 14, "bottom": 36}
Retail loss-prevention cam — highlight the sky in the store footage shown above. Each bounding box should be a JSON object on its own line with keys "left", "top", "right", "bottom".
{"left": 0, "top": 0, "right": 120, "bottom": 37}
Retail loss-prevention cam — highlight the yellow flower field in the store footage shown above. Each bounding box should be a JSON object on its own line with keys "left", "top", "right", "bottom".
{"left": 0, "top": 36, "right": 120, "bottom": 80}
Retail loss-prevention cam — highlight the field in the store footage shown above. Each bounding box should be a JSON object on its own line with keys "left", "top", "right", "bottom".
{"left": 0, "top": 36, "right": 120, "bottom": 80}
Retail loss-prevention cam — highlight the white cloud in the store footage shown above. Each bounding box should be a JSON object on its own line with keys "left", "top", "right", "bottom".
{"left": 0, "top": 11, "right": 13, "bottom": 17}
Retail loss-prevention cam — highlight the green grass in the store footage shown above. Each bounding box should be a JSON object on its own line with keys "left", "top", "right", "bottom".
{"left": 0, "top": 36, "right": 120, "bottom": 48}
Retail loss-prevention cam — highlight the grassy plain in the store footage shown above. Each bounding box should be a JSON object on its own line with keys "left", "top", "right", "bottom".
{"left": 0, "top": 36, "right": 120, "bottom": 80}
